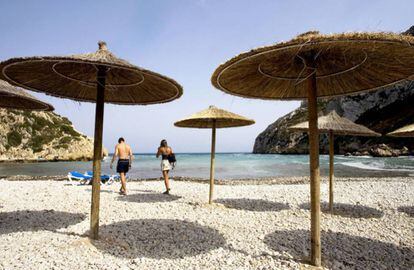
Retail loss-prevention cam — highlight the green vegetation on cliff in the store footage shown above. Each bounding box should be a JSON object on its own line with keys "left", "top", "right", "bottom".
{"left": 0, "top": 108, "right": 99, "bottom": 161}
{"left": 5, "top": 110, "right": 83, "bottom": 152}
{"left": 6, "top": 131, "right": 22, "bottom": 149}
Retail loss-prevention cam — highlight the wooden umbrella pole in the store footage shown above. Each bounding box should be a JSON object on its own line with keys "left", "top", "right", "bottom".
{"left": 307, "top": 70, "right": 321, "bottom": 266}
{"left": 90, "top": 66, "right": 107, "bottom": 239}
{"left": 329, "top": 131, "right": 334, "bottom": 214}
{"left": 209, "top": 120, "right": 216, "bottom": 204}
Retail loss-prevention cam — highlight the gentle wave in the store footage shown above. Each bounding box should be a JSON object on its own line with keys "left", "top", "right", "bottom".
{"left": 340, "top": 161, "right": 414, "bottom": 172}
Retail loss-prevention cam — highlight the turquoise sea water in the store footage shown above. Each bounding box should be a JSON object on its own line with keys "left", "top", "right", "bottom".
{"left": 1, "top": 153, "right": 413, "bottom": 179}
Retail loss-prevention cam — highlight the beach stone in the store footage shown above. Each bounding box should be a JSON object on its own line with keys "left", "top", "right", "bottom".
{"left": 0, "top": 178, "right": 413, "bottom": 269}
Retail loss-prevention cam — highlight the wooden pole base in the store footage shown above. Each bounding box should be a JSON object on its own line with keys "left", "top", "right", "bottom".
{"left": 90, "top": 66, "right": 107, "bottom": 239}
{"left": 329, "top": 131, "right": 334, "bottom": 214}
{"left": 307, "top": 71, "right": 321, "bottom": 266}
{"left": 209, "top": 121, "right": 216, "bottom": 204}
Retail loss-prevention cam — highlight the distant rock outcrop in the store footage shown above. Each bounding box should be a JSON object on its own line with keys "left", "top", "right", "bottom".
{"left": 0, "top": 109, "right": 108, "bottom": 161}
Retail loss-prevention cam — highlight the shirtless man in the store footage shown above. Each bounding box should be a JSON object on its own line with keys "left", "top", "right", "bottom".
{"left": 110, "top": 137, "right": 133, "bottom": 195}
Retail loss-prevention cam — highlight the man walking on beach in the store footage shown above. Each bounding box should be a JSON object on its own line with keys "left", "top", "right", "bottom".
{"left": 110, "top": 137, "right": 133, "bottom": 195}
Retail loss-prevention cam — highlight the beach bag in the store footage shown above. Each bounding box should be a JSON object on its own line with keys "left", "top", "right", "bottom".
{"left": 168, "top": 154, "right": 176, "bottom": 169}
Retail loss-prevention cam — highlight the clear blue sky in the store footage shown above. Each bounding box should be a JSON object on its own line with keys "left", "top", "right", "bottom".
{"left": 0, "top": 0, "right": 412, "bottom": 153}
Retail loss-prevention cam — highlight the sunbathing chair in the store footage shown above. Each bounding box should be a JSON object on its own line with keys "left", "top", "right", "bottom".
{"left": 67, "top": 171, "right": 92, "bottom": 185}
{"left": 85, "top": 171, "right": 119, "bottom": 185}
{"left": 67, "top": 171, "right": 117, "bottom": 186}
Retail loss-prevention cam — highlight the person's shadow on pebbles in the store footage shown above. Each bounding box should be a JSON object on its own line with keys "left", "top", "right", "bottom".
{"left": 264, "top": 229, "right": 414, "bottom": 269}
{"left": 92, "top": 219, "right": 226, "bottom": 259}
{"left": 398, "top": 206, "right": 414, "bottom": 217}
{"left": 0, "top": 210, "right": 86, "bottom": 234}
{"left": 215, "top": 198, "right": 290, "bottom": 212}
{"left": 117, "top": 192, "right": 181, "bottom": 203}
{"left": 299, "top": 202, "right": 384, "bottom": 218}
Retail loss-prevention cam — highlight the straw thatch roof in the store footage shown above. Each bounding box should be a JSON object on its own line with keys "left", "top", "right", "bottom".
{"left": 211, "top": 31, "right": 414, "bottom": 100}
{"left": 387, "top": 123, "right": 414, "bottom": 137}
{"left": 289, "top": 111, "right": 380, "bottom": 136}
{"left": 174, "top": 105, "right": 255, "bottom": 128}
{"left": 0, "top": 42, "right": 182, "bottom": 105}
{"left": 0, "top": 80, "right": 53, "bottom": 111}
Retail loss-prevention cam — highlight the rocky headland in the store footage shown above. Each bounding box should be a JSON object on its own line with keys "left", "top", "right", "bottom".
{"left": 0, "top": 109, "right": 107, "bottom": 161}
{"left": 253, "top": 80, "right": 414, "bottom": 156}
{"left": 254, "top": 26, "right": 414, "bottom": 157}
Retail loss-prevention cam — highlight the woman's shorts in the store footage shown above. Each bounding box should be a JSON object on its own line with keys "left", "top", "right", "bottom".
{"left": 117, "top": 159, "right": 130, "bottom": 173}
{"left": 161, "top": 160, "right": 171, "bottom": 171}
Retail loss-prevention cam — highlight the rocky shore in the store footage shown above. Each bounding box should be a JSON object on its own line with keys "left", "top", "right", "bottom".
{"left": 0, "top": 177, "right": 413, "bottom": 269}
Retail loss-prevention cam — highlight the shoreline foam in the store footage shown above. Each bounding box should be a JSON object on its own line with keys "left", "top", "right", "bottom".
{"left": 1, "top": 174, "right": 413, "bottom": 186}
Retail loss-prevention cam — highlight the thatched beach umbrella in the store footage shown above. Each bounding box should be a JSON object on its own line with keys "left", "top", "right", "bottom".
{"left": 0, "top": 80, "right": 53, "bottom": 111}
{"left": 174, "top": 105, "right": 254, "bottom": 204}
{"left": 289, "top": 111, "right": 380, "bottom": 213}
{"left": 211, "top": 31, "right": 414, "bottom": 266}
{"left": 387, "top": 123, "right": 414, "bottom": 137}
{"left": 0, "top": 41, "right": 183, "bottom": 239}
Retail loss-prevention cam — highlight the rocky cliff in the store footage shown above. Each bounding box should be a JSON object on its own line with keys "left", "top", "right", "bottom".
{"left": 0, "top": 109, "right": 108, "bottom": 161}
{"left": 254, "top": 26, "right": 414, "bottom": 157}
{"left": 253, "top": 81, "right": 414, "bottom": 157}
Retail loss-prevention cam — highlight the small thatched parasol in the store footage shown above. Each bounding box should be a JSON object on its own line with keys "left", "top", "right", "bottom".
{"left": 387, "top": 123, "right": 414, "bottom": 137}
{"left": 289, "top": 111, "right": 380, "bottom": 213}
{"left": 175, "top": 106, "right": 254, "bottom": 203}
{"left": 211, "top": 31, "right": 414, "bottom": 266}
{"left": 290, "top": 111, "right": 381, "bottom": 137}
{"left": 0, "top": 80, "right": 53, "bottom": 111}
{"left": 0, "top": 41, "right": 183, "bottom": 239}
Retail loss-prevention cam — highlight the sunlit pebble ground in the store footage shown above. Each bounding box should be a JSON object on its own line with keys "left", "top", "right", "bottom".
{"left": 0, "top": 178, "right": 413, "bottom": 270}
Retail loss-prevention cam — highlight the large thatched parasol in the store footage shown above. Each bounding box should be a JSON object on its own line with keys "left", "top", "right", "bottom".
{"left": 211, "top": 31, "right": 414, "bottom": 266}
{"left": 289, "top": 111, "right": 380, "bottom": 213}
{"left": 0, "top": 41, "right": 183, "bottom": 239}
{"left": 387, "top": 123, "right": 414, "bottom": 137}
{"left": 174, "top": 105, "right": 254, "bottom": 203}
{"left": 0, "top": 80, "right": 53, "bottom": 111}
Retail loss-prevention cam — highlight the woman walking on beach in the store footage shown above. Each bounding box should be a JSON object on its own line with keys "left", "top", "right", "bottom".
{"left": 156, "top": 139, "right": 173, "bottom": 194}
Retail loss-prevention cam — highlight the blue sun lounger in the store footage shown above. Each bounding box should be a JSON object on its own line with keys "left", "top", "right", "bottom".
{"left": 67, "top": 171, "right": 92, "bottom": 185}
{"left": 67, "top": 171, "right": 117, "bottom": 186}
{"left": 85, "top": 171, "right": 119, "bottom": 185}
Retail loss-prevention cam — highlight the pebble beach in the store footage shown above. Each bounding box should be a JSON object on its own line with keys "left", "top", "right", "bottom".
{"left": 0, "top": 177, "right": 413, "bottom": 270}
